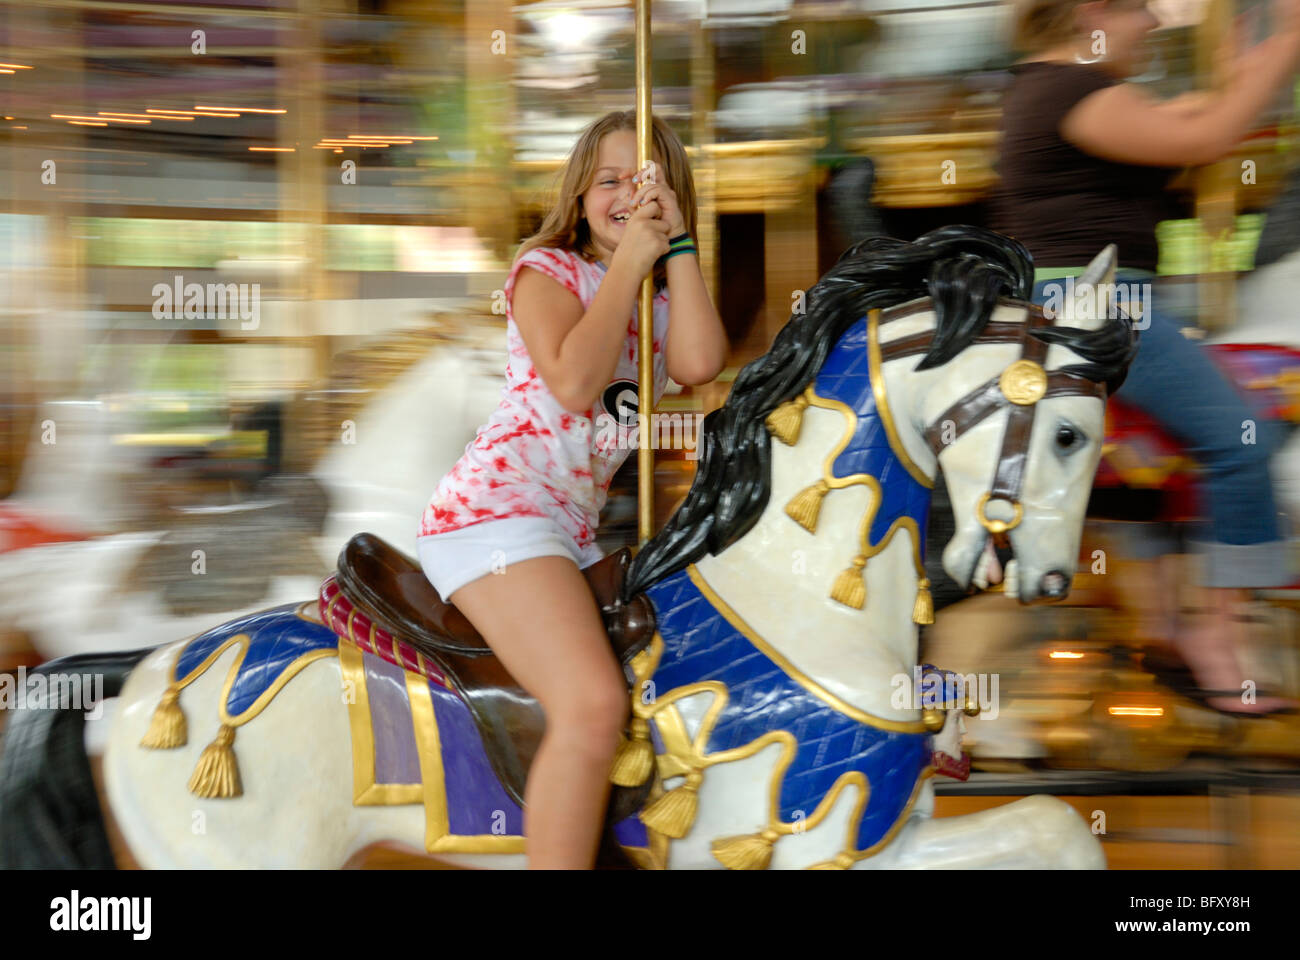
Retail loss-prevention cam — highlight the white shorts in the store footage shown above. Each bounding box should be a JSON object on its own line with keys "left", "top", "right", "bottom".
{"left": 416, "top": 515, "right": 605, "bottom": 601}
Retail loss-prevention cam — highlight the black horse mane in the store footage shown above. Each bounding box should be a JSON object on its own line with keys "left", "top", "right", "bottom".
{"left": 622, "top": 224, "right": 1138, "bottom": 599}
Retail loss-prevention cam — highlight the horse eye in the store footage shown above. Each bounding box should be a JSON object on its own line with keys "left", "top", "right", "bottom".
{"left": 1055, "top": 425, "right": 1081, "bottom": 451}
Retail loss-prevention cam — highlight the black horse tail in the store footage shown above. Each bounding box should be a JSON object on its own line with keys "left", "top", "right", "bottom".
{"left": 0, "top": 648, "right": 152, "bottom": 868}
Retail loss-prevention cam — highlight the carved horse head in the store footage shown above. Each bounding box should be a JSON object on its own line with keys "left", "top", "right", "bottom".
{"left": 626, "top": 226, "right": 1136, "bottom": 613}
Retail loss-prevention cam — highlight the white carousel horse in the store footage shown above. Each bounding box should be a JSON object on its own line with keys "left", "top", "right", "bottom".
{"left": 312, "top": 324, "right": 508, "bottom": 557}
{"left": 0, "top": 331, "right": 503, "bottom": 662}
{"left": 1, "top": 227, "right": 1134, "bottom": 869}
{"left": 914, "top": 246, "right": 1300, "bottom": 769}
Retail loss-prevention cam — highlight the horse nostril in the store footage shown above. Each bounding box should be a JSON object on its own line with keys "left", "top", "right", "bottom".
{"left": 1038, "top": 570, "right": 1070, "bottom": 599}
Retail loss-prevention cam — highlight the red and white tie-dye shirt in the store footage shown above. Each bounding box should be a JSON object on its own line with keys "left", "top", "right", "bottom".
{"left": 419, "top": 247, "right": 670, "bottom": 550}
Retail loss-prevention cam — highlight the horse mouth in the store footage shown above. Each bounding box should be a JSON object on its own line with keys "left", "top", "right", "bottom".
{"left": 968, "top": 535, "right": 1016, "bottom": 595}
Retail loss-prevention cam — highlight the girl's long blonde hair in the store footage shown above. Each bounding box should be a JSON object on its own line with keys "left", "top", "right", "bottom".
{"left": 517, "top": 110, "right": 698, "bottom": 292}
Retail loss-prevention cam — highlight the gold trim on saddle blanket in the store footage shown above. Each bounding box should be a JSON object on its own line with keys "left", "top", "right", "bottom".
{"left": 144, "top": 600, "right": 525, "bottom": 853}
{"left": 295, "top": 599, "right": 325, "bottom": 625}
{"left": 337, "top": 605, "right": 525, "bottom": 855}
{"left": 406, "top": 669, "right": 526, "bottom": 855}
{"left": 339, "top": 640, "right": 423, "bottom": 806}
{"left": 140, "top": 630, "right": 338, "bottom": 798}
{"left": 160, "top": 633, "right": 336, "bottom": 728}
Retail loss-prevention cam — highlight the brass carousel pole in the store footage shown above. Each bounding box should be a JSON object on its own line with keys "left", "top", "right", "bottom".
{"left": 635, "top": 0, "right": 655, "bottom": 544}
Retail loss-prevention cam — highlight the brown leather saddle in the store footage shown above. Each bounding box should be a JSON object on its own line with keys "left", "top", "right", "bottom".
{"left": 333, "top": 533, "right": 657, "bottom": 825}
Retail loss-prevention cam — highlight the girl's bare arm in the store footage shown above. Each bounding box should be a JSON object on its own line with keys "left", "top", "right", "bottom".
{"left": 1062, "top": 26, "right": 1300, "bottom": 167}
{"left": 663, "top": 253, "right": 727, "bottom": 386}
{"left": 511, "top": 258, "right": 649, "bottom": 415}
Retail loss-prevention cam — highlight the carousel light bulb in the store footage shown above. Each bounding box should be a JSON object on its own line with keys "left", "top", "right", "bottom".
{"left": 1108, "top": 706, "right": 1164, "bottom": 717}
{"left": 547, "top": 12, "right": 598, "bottom": 50}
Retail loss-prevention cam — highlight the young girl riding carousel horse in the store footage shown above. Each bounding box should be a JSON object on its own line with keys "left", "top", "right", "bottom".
{"left": 416, "top": 111, "right": 727, "bottom": 869}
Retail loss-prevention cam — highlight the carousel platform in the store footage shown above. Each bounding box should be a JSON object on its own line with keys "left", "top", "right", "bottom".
{"left": 934, "top": 763, "right": 1300, "bottom": 869}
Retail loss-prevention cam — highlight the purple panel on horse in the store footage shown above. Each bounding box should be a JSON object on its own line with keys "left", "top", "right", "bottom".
{"left": 429, "top": 680, "right": 524, "bottom": 837}
{"left": 363, "top": 651, "right": 422, "bottom": 786}
{"left": 614, "top": 815, "right": 647, "bottom": 848}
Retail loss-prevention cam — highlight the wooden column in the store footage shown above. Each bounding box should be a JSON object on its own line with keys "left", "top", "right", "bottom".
{"left": 277, "top": 0, "right": 328, "bottom": 473}
{"left": 690, "top": 18, "right": 717, "bottom": 304}
{"left": 762, "top": 142, "right": 816, "bottom": 353}
{"left": 1195, "top": 0, "right": 1237, "bottom": 332}
{"left": 464, "top": 0, "right": 514, "bottom": 262}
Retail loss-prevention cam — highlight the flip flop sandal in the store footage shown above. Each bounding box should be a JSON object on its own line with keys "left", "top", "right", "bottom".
{"left": 1139, "top": 645, "right": 1298, "bottom": 719}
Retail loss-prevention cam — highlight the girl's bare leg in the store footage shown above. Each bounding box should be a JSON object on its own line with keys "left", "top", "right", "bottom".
{"left": 1174, "top": 585, "right": 1296, "bottom": 713}
{"left": 450, "top": 556, "right": 629, "bottom": 868}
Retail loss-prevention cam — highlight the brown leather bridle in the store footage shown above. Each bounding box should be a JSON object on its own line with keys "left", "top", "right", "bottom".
{"left": 875, "top": 298, "right": 1107, "bottom": 542}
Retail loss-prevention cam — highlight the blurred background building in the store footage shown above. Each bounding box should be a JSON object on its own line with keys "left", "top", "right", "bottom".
{"left": 2, "top": 0, "right": 1292, "bottom": 487}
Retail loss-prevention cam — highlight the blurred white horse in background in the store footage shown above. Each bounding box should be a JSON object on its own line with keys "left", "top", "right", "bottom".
{"left": 0, "top": 323, "right": 504, "bottom": 661}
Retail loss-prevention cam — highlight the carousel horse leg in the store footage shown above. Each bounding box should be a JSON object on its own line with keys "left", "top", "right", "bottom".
{"left": 880, "top": 795, "right": 1106, "bottom": 869}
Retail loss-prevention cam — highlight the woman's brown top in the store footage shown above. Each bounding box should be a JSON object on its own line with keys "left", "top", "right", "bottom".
{"left": 991, "top": 61, "right": 1178, "bottom": 272}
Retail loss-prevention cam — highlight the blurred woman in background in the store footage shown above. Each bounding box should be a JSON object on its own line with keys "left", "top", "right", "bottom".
{"left": 994, "top": 0, "right": 1300, "bottom": 714}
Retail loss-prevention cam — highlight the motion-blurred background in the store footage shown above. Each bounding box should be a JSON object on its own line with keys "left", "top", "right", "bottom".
{"left": 1, "top": 0, "right": 1299, "bottom": 868}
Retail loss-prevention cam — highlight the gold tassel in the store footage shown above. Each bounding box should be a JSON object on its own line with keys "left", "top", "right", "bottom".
{"left": 639, "top": 771, "right": 701, "bottom": 838}
{"left": 785, "top": 479, "right": 830, "bottom": 532}
{"left": 610, "top": 717, "right": 654, "bottom": 786}
{"left": 712, "top": 828, "right": 780, "bottom": 870}
{"left": 187, "top": 724, "right": 242, "bottom": 798}
{"left": 830, "top": 555, "right": 868, "bottom": 609}
{"left": 140, "top": 686, "right": 187, "bottom": 749}
{"left": 765, "top": 395, "right": 808, "bottom": 445}
{"left": 912, "top": 576, "right": 934, "bottom": 625}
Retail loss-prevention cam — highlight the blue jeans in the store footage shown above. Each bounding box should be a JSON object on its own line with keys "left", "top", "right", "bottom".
{"left": 1031, "top": 269, "right": 1291, "bottom": 587}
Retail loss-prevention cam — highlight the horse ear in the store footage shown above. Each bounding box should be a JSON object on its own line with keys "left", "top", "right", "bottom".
{"left": 1066, "top": 244, "right": 1117, "bottom": 330}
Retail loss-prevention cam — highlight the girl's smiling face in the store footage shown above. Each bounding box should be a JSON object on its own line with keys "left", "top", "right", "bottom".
{"left": 581, "top": 129, "right": 665, "bottom": 263}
